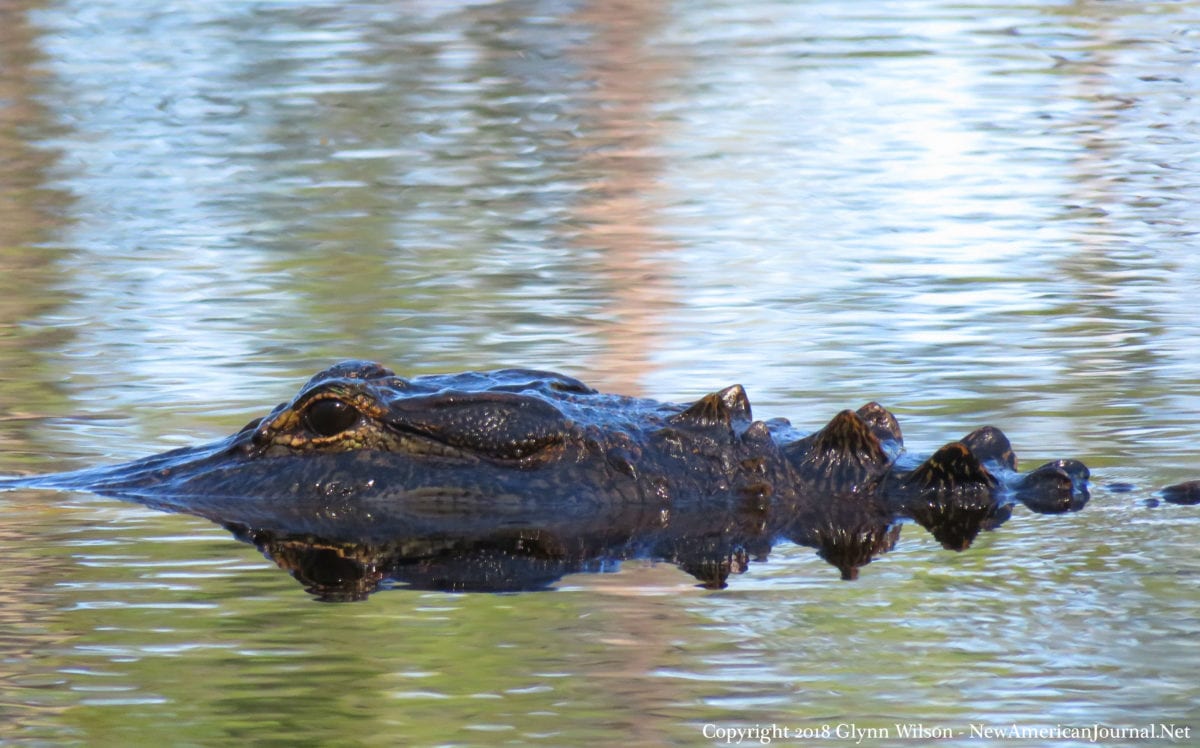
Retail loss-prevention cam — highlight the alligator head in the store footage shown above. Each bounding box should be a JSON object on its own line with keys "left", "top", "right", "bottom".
{"left": 12, "top": 362, "right": 624, "bottom": 535}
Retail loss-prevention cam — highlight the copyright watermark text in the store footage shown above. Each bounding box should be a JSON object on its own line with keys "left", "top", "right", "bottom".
{"left": 700, "top": 722, "right": 1193, "bottom": 745}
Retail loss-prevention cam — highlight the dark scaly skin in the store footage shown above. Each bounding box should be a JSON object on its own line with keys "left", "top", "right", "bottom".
{"left": 0, "top": 360, "right": 1091, "bottom": 597}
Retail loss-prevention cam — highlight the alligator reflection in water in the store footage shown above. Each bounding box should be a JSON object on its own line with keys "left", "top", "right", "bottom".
{"left": 0, "top": 361, "right": 1091, "bottom": 600}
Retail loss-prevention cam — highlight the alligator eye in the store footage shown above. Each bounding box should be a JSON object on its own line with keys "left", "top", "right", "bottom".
{"left": 302, "top": 399, "right": 359, "bottom": 437}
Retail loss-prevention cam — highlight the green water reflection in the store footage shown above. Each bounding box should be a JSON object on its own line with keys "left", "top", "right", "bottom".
{"left": 2, "top": 0, "right": 1200, "bottom": 744}
{"left": 6, "top": 504, "right": 1198, "bottom": 745}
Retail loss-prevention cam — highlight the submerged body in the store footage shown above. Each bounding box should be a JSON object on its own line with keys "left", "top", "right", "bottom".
{"left": 2, "top": 361, "right": 1091, "bottom": 596}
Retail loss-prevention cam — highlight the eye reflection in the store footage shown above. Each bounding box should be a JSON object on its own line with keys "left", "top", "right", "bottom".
{"left": 302, "top": 399, "right": 359, "bottom": 437}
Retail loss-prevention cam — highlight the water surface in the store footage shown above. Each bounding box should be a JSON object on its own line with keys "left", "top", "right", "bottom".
{"left": 2, "top": 0, "right": 1199, "bottom": 744}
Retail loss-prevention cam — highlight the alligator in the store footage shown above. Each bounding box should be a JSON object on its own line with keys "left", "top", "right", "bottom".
{"left": 0, "top": 360, "right": 1094, "bottom": 598}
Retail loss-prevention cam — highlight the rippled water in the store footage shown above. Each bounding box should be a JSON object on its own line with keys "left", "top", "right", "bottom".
{"left": 2, "top": 0, "right": 1200, "bottom": 744}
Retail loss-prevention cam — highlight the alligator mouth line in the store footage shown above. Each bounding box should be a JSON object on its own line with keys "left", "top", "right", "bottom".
{"left": 383, "top": 424, "right": 477, "bottom": 460}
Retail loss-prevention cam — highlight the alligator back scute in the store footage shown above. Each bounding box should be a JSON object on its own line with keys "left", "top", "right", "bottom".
{"left": 785, "top": 407, "right": 896, "bottom": 494}
{"left": 1161, "top": 480, "right": 1200, "bottom": 506}
{"left": 668, "top": 384, "right": 753, "bottom": 430}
